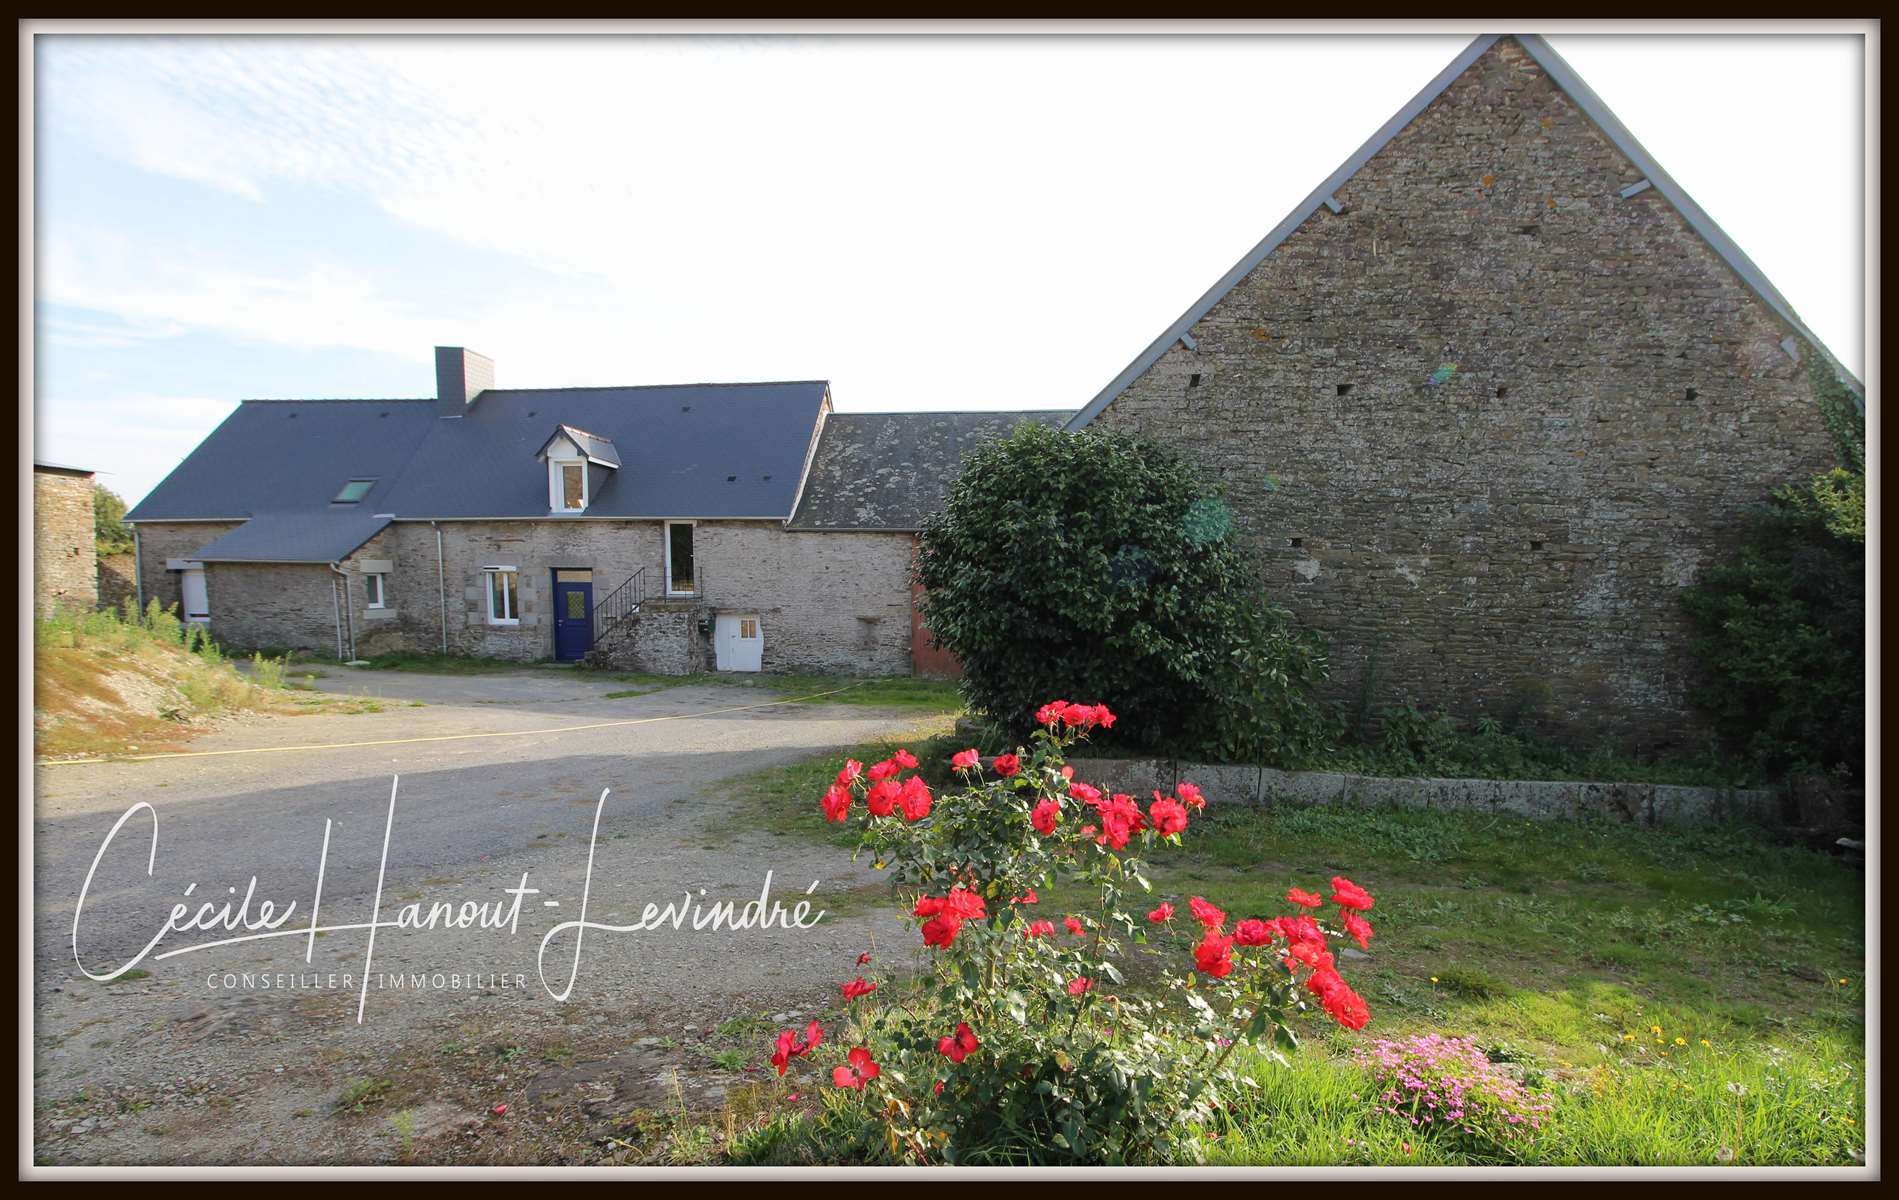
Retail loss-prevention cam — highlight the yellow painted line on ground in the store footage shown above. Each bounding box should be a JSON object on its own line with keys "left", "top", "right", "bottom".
{"left": 35, "top": 682, "right": 866, "bottom": 767}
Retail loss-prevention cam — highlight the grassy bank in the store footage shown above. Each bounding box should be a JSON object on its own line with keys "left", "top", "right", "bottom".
{"left": 34, "top": 603, "right": 381, "bottom": 759}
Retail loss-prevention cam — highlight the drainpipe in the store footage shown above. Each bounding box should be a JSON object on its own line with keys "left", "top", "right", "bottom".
{"left": 328, "top": 563, "right": 355, "bottom": 661}
{"left": 434, "top": 521, "right": 448, "bottom": 654}
{"left": 131, "top": 526, "right": 144, "bottom": 615}
{"left": 329, "top": 566, "right": 344, "bottom": 661}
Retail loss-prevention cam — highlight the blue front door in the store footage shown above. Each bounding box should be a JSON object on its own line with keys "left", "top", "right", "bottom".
{"left": 553, "top": 577, "right": 593, "bottom": 661}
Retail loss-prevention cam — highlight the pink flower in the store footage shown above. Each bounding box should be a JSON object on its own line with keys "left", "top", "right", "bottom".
{"left": 835, "top": 760, "right": 863, "bottom": 787}
{"left": 1067, "top": 976, "right": 1093, "bottom": 996}
{"left": 1176, "top": 782, "right": 1205, "bottom": 810}
{"left": 1147, "top": 902, "right": 1175, "bottom": 924}
{"left": 951, "top": 748, "right": 981, "bottom": 771}
{"left": 1068, "top": 780, "right": 1102, "bottom": 806}
{"left": 1023, "top": 919, "right": 1056, "bottom": 939}
{"left": 1064, "top": 915, "right": 1086, "bottom": 937}
{"left": 893, "top": 748, "right": 918, "bottom": 769}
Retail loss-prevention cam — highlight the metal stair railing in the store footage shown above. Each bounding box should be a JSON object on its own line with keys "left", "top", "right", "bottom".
{"left": 590, "top": 566, "right": 647, "bottom": 648}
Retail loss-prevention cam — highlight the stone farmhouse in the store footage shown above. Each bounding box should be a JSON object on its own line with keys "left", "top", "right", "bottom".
{"left": 1066, "top": 34, "right": 1864, "bottom": 748}
{"left": 124, "top": 348, "right": 1066, "bottom": 674}
{"left": 33, "top": 460, "right": 98, "bottom": 615}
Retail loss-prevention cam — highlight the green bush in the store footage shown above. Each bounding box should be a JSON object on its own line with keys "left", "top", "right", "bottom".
{"left": 1680, "top": 400, "right": 1864, "bottom": 781}
{"left": 913, "top": 422, "right": 1333, "bottom": 765}
{"left": 93, "top": 483, "right": 133, "bottom": 555}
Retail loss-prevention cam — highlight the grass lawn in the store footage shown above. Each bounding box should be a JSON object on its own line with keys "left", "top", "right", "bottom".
{"left": 701, "top": 735, "right": 1867, "bottom": 1166}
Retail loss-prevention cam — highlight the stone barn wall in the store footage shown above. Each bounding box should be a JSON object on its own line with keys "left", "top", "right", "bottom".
{"left": 1085, "top": 38, "right": 1843, "bottom": 751}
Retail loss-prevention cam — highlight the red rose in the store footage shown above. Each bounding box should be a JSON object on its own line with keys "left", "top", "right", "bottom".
{"left": 1031, "top": 797, "right": 1061, "bottom": 836}
{"left": 936, "top": 1021, "right": 980, "bottom": 1064}
{"left": 993, "top": 753, "right": 1020, "bottom": 777}
{"left": 1188, "top": 896, "right": 1227, "bottom": 931}
{"left": 922, "top": 914, "right": 961, "bottom": 947}
{"left": 1148, "top": 795, "right": 1189, "bottom": 836}
{"left": 804, "top": 1020, "right": 824, "bottom": 1050}
{"left": 951, "top": 748, "right": 981, "bottom": 771}
{"left": 1342, "top": 911, "right": 1374, "bottom": 950}
{"left": 865, "top": 779, "right": 900, "bottom": 817}
{"left": 898, "top": 775, "right": 933, "bottom": 821}
{"left": 1060, "top": 704, "right": 1091, "bottom": 728}
{"left": 832, "top": 1047, "right": 881, "bottom": 1089}
{"left": 1035, "top": 700, "right": 1069, "bottom": 726}
{"left": 1306, "top": 966, "right": 1370, "bottom": 1030}
{"left": 1010, "top": 887, "right": 1038, "bottom": 905}
{"left": 945, "top": 886, "right": 986, "bottom": 919}
{"left": 856, "top": 952, "right": 872, "bottom": 966}
{"left": 1063, "top": 915, "right": 1086, "bottom": 937}
{"left": 1194, "top": 932, "right": 1236, "bottom": 978}
{"left": 1329, "top": 876, "right": 1374, "bottom": 912}
{"left": 840, "top": 977, "right": 877, "bottom": 1001}
{"left": 1286, "top": 887, "right": 1323, "bottom": 909}
{"left": 770, "top": 1029, "right": 799, "bottom": 1075}
{"left": 1234, "top": 918, "right": 1271, "bottom": 946}
{"left": 1023, "top": 919, "right": 1055, "bottom": 939}
{"left": 820, "top": 784, "right": 852, "bottom": 823}
{"left": 1067, "top": 976, "right": 1093, "bottom": 996}
{"left": 1148, "top": 902, "right": 1175, "bottom": 924}
{"left": 893, "top": 748, "right": 918, "bottom": 769}
{"left": 1068, "top": 780, "right": 1102, "bottom": 806}
{"left": 1176, "top": 782, "right": 1205, "bottom": 810}
{"left": 836, "top": 760, "right": 863, "bottom": 787}
{"left": 867, "top": 758, "right": 900, "bottom": 782}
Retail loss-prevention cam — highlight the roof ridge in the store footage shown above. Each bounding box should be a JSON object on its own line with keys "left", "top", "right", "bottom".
{"left": 481, "top": 380, "right": 830, "bottom": 394}
{"left": 240, "top": 396, "right": 435, "bottom": 405}
{"left": 831, "top": 408, "right": 1077, "bottom": 418}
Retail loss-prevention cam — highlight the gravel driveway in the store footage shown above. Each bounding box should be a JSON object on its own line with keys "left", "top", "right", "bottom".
{"left": 31, "top": 669, "right": 935, "bottom": 1165}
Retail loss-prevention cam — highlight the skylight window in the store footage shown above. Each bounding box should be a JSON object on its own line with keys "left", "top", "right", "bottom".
{"left": 334, "top": 479, "right": 376, "bottom": 504}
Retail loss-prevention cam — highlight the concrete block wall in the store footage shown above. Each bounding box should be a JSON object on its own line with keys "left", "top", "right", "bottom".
{"left": 1085, "top": 38, "right": 1841, "bottom": 751}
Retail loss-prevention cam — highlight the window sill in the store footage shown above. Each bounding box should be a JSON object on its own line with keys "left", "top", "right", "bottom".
{"left": 486, "top": 619, "right": 521, "bottom": 627}
{"left": 363, "top": 607, "right": 397, "bottom": 621}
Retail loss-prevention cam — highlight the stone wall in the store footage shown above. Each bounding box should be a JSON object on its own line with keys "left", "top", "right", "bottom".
{"left": 325, "top": 518, "right": 916, "bottom": 673}
{"left": 130, "top": 522, "right": 242, "bottom": 617}
{"left": 1068, "top": 756, "right": 1777, "bottom": 830}
{"left": 1086, "top": 38, "right": 1841, "bottom": 751}
{"left": 33, "top": 469, "right": 96, "bottom": 615}
{"left": 202, "top": 562, "right": 340, "bottom": 654}
{"left": 97, "top": 553, "right": 137, "bottom": 613}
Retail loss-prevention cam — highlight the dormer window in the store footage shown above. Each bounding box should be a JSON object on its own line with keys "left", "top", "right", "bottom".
{"left": 552, "top": 458, "right": 588, "bottom": 512}
{"left": 534, "top": 423, "right": 619, "bottom": 515}
{"left": 333, "top": 478, "right": 376, "bottom": 504}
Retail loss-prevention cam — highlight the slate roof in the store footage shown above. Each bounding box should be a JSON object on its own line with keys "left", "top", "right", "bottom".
{"left": 126, "top": 398, "right": 439, "bottom": 523}
{"left": 787, "top": 410, "right": 1072, "bottom": 531}
{"left": 1065, "top": 33, "right": 1864, "bottom": 431}
{"left": 190, "top": 512, "right": 395, "bottom": 563}
{"left": 383, "top": 383, "right": 827, "bottom": 518}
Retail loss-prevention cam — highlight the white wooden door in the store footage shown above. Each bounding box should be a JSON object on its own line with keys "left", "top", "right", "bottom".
{"left": 180, "top": 567, "right": 210, "bottom": 627}
{"left": 714, "top": 613, "right": 763, "bottom": 672}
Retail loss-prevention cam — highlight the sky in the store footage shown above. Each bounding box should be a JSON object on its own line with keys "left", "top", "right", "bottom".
{"left": 31, "top": 32, "right": 1866, "bottom": 507}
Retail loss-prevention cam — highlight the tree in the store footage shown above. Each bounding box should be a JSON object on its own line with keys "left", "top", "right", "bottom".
{"left": 93, "top": 484, "right": 133, "bottom": 555}
{"left": 913, "top": 423, "right": 1333, "bottom": 763}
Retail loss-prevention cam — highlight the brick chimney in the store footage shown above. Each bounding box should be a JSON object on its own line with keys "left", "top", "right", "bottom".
{"left": 434, "top": 346, "right": 494, "bottom": 417}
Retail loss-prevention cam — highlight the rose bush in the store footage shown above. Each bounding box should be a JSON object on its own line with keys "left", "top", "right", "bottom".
{"left": 767, "top": 701, "right": 1377, "bottom": 1165}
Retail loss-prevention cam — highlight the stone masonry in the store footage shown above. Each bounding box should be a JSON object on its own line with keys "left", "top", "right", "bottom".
{"left": 1086, "top": 39, "right": 1843, "bottom": 750}
{"left": 33, "top": 467, "right": 97, "bottom": 615}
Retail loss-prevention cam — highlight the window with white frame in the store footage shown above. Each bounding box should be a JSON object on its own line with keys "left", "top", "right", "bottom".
{"left": 484, "top": 567, "right": 520, "bottom": 624}
{"left": 550, "top": 458, "right": 587, "bottom": 512}
{"left": 364, "top": 572, "right": 388, "bottom": 609}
